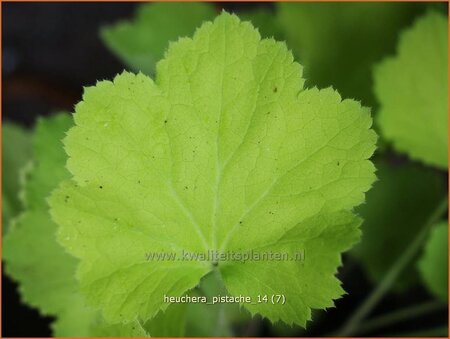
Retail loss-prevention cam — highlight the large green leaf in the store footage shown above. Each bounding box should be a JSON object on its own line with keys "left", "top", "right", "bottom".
{"left": 50, "top": 13, "right": 376, "bottom": 327}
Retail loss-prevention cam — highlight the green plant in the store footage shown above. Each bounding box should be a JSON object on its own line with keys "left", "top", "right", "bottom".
{"left": 50, "top": 12, "right": 376, "bottom": 326}
{"left": 3, "top": 4, "right": 448, "bottom": 337}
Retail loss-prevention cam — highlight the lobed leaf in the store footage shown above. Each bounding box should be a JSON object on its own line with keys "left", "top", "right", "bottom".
{"left": 50, "top": 13, "right": 377, "bottom": 327}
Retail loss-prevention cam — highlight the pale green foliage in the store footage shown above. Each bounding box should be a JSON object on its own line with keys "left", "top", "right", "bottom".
{"left": 375, "top": 12, "right": 448, "bottom": 169}
{"left": 3, "top": 115, "right": 75, "bottom": 314}
{"left": 353, "top": 160, "right": 445, "bottom": 289}
{"left": 277, "top": 2, "right": 424, "bottom": 106}
{"left": 3, "top": 114, "right": 151, "bottom": 337}
{"left": 50, "top": 13, "right": 376, "bottom": 327}
{"left": 101, "top": 2, "right": 215, "bottom": 74}
{"left": 3, "top": 114, "right": 89, "bottom": 335}
{"left": 418, "top": 222, "right": 448, "bottom": 301}
{"left": 2, "top": 122, "right": 32, "bottom": 228}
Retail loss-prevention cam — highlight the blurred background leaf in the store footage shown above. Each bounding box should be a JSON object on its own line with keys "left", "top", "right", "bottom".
{"left": 276, "top": 2, "right": 426, "bottom": 107}
{"left": 2, "top": 113, "right": 92, "bottom": 336}
{"left": 101, "top": 3, "right": 216, "bottom": 75}
{"left": 418, "top": 222, "right": 448, "bottom": 302}
{"left": 185, "top": 271, "right": 251, "bottom": 336}
{"left": 2, "top": 122, "right": 32, "bottom": 231}
{"left": 374, "top": 11, "right": 448, "bottom": 169}
{"left": 3, "top": 113, "right": 155, "bottom": 337}
{"left": 145, "top": 303, "right": 187, "bottom": 337}
{"left": 352, "top": 159, "right": 446, "bottom": 290}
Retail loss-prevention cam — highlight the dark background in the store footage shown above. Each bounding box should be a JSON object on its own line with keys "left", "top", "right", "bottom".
{"left": 2, "top": 2, "right": 447, "bottom": 337}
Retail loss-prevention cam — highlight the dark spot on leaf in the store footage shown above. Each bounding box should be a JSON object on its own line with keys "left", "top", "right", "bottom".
{"left": 212, "top": 261, "right": 218, "bottom": 267}
{"left": 337, "top": 161, "right": 340, "bottom": 166}
{"left": 164, "top": 120, "right": 168, "bottom": 124}
{"left": 99, "top": 185, "right": 103, "bottom": 189}
{"left": 137, "top": 180, "right": 141, "bottom": 184}
{"left": 184, "top": 186, "right": 188, "bottom": 190}
{"left": 273, "top": 86, "right": 278, "bottom": 93}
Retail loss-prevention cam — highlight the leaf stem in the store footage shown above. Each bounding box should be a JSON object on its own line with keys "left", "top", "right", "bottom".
{"left": 391, "top": 325, "right": 448, "bottom": 337}
{"left": 354, "top": 300, "right": 446, "bottom": 335}
{"left": 212, "top": 267, "right": 233, "bottom": 336}
{"left": 337, "top": 196, "right": 448, "bottom": 336}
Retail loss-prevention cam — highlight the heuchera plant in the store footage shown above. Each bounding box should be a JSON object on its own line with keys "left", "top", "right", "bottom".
{"left": 49, "top": 12, "right": 376, "bottom": 327}
{"left": 4, "top": 6, "right": 448, "bottom": 337}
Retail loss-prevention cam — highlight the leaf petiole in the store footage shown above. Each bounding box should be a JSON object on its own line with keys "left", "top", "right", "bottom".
{"left": 337, "top": 196, "right": 448, "bottom": 336}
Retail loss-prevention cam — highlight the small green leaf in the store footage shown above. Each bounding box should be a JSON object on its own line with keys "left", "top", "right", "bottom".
{"left": 50, "top": 13, "right": 376, "bottom": 327}
{"left": 418, "top": 222, "right": 448, "bottom": 301}
{"left": 352, "top": 160, "right": 446, "bottom": 290}
{"left": 2, "top": 122, "right": 32, "bottom": 229}
{"left": 375, "top": 11, "right": 448, "bottom": 169}
{"left": 101, "top": 2, "right": 215, "bottom": 74}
